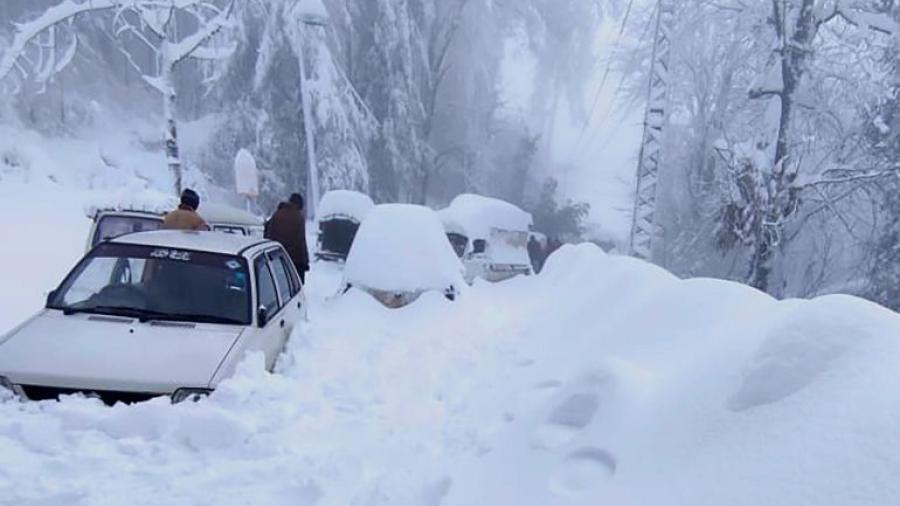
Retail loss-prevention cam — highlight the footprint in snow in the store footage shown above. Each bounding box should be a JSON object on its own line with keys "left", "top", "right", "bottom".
{"left": 532, "top": 392, "right": 600, "bottom": 449}
{"left": 549, "top": 447, "right": 617, "bottom": 496}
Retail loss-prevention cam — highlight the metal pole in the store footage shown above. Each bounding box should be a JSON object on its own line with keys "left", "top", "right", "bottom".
{"left": 628, "top": 0, "right": 673, "bottom": 261}
{"left": 298, "top": 22, "right": 320, "bottom": 220}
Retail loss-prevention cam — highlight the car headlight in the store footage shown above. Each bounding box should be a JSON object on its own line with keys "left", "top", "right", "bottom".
{"left": 171, "top": 388, "right": 213, "bottom": 404}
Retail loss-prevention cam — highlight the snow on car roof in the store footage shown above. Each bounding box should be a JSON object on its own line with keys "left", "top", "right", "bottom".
{"left": 111, "top": 230, "right": 269, "bottom": 256}
{"left": 199, "top": 203, "right": 263, "bottom": 227}
{"left": 87, "top": 195, "right": 262, "bottom": 227}
{"left": 317, "top": 190, "right": 375, "bottom": 223}
{"left": 85, "top": 191, "right": 176, "bottom": 218}
{"left": 439, "top": 194, "right": 533, "bottom": 240}
{"left": 344, "top": 204, "right": 464, "bottom": 293}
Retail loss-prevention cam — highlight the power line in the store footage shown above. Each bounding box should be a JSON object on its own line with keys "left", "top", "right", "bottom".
{"left": 571, "top": 0, "right": 636, "bottom": 153}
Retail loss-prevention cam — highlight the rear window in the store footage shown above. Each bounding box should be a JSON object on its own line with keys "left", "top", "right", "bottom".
{"left": 93, "top": 215, "right": 163, "bottom": 247}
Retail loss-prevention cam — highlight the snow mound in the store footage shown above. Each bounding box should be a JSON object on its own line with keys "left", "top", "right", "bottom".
{"left": 343, "top": 204, "right": 464, "bottom": 293}
{"left": 440, "top": 194, "right": 533, "bottom": 240}
{"left": 3, "top": 213, "right": 900, "bottom": 504}
{"left": 317, "top": 189, "right": 374, "bottom": 223}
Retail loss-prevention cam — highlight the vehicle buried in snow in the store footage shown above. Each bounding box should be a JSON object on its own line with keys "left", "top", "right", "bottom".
{"left": 0, "top": 230, "right": 306, "bottom": 405}
{"left": 86, "top": 197, "right": 264, "bottom": 251}
{"left": 341, "top": 204, "right": 465, "bottom": 308}
{"left": 439, "top": 194, "right": 534, "bottom": 283}
{"left": 315, "top": 190, "right": 375, "bottom": 263}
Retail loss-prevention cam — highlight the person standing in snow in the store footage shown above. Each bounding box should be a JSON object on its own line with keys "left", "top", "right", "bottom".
{"left": 265, "top": 193, "right": 310, "bottom": 283}
{"left": 163, "top": 188, "right": 209, "bottom": 231}
{"left": 527, "top": 235, "right": 543, "bottom": 274}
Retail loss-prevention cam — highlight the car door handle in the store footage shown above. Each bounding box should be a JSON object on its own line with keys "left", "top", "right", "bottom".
{"left": 280, "top": 320, "right": 285, "bottom": 328}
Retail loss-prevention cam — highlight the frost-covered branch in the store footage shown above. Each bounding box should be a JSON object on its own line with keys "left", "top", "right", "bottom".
{"left": 0, "top": 0, "right": 122, "bottom": 82}
{"left": 168, "top": 0, "right": 236, "bottom": 67}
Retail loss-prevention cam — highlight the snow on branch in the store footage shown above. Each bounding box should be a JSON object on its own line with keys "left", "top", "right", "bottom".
{"left": 0, "top": 0, "right": 122, "bottom": 82}
{"left": 168, "top": 0, "right": 236, "bottom": 67}
{"left": 821, "top": 1, "right": 897, "bottom": 35}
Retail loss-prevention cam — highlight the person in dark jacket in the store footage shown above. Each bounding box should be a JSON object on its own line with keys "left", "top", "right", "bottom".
{"left": 163, "top": 188, "right": 209, "bottom": 231}
{"left": 265, "top": 193, "right": 310, "bottom": 282}
{"left": 527, "top": 235, "right": 543, "bottom": 274}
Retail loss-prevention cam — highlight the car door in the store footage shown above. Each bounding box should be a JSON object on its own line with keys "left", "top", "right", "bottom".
{"left": 252, "top": 253, "right": 285, "bottom": 370}
{"left": 267, "top": 248, "right": 304, "bottom": 339}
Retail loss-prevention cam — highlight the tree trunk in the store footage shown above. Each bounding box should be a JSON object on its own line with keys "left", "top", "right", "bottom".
{"left": 162, "top": 64, "right": 182, "bottom": 196}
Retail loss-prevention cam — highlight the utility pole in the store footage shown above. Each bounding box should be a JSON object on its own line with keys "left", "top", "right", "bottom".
{"left": 296, "top": 0, "right": 328, "bottom": 221}
{"left": 628, "top": 0, "right": 674, "bottom": 261}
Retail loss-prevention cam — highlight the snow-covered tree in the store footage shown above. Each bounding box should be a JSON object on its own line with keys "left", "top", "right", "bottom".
{"left": 0, "top": 0, "right": 237, "bottom": 195}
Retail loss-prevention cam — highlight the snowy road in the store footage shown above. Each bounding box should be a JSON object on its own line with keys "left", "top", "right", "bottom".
{"left": 2, "top": 184, "right": 900, "bottom": 505}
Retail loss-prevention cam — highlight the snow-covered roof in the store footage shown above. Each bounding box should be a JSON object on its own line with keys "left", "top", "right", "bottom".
{"left": 85, "top": 191, "right": 176, "bottom": 219}
{"left": 439, "top": 194, "right": 533, "bottom": 240}
{"left": 199, "top": 203, "right": 263, "bottom": 227}
{"left": 86, "top": 195, "right": 262, "bottom": 227}
{"left": 317, "top": 190, "right": 375, "bottom": 223}
{"left": 344, "top": 204, "right": 465, "bottom": 293}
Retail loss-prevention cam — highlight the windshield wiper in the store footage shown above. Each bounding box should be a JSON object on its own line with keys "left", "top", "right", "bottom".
{"left": 62, "top": 306, "right": 168, "bottom": 321}
{"left": 141, "top": 312, "right": 246, "bottom": 326}
{"left": 60, "top": 306, "right": 244, "bottom": 325}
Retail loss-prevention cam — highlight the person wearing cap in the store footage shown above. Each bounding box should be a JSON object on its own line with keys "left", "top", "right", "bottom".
{"left": 163, "top": 188, "right": 209, "bottom": 231}
{"left": 264, "top": 193, "right": 310, "bottom": 283}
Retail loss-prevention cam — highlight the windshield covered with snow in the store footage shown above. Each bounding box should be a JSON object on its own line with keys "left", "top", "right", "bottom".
{"left": 49, "top": 243, "right": 251, "bottom": 325}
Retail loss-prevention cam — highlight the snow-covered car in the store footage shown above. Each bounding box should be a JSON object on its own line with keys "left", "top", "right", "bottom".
{"left": 342, "top": 204, "right": 465, "bottom": 308}
{"left": 0, "top": 230, "right": 306, "bottom": 405}
{"left": 439, "top": 194, "right": 534, "bottom": 283}
{"left": 86, "top": 201, "right": 264, "bottom": 251}
{"left": 315, "top": 190, "right": 375, "bottom": 263}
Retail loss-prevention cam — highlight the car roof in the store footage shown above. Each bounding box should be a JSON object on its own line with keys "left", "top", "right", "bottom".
{"left": 110, "top": 230, "right": 271, "bottom": 256}
{"left": 92, "top": 204, "right": 263, "bottom": 227}
{"left": 199, "top": 203, "right": 263, "bottom": 227}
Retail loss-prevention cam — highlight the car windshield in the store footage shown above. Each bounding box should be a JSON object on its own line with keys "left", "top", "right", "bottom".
{"left": 92, "top": 215, "right": 163, "bottom": 247}
{"left": 49, "top": 242, "right": 251, "bottom": 325}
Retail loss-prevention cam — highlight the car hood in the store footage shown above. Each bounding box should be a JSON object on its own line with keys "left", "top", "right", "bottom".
{"left": 0, "top": 311, "right": 243, "bottom": 393}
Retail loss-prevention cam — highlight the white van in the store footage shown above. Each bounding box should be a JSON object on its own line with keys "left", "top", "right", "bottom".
{"left": 87, "top": 201, "right": 264, "bottom": 251}
{"left": 439, "top": 194, "right": 534, "bottom": 283}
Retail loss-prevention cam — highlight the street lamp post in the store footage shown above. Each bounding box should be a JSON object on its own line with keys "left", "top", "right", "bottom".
{"left": 296, "top": 0, "right": 328, "bottom": 220}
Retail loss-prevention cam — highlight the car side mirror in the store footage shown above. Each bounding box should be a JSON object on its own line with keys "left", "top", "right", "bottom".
{"left": 472, "top": 239, "right": 487, "bottom": 255}
{"left": 257, "top": 305, "right": 269, "bottom": 328}
{"left": 45, "top": 289, "right": 58, "bottom": 308}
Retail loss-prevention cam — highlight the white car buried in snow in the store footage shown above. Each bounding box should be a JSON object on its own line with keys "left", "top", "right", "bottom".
{"left": 0, "top": 230, "right": 306, "bottom": 405}
{"left": 439, "top": 194, "right": 534, "bottom": 283}
{"left": 315, "top": 189, "right": 375, "bottom": 263}
{"left": 342, "top": 204, "right": 465, "bottom": 308}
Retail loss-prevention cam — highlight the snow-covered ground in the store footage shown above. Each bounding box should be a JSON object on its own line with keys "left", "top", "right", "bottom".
{"left": 2, "top": 174, "right": 900, "bottom": 505}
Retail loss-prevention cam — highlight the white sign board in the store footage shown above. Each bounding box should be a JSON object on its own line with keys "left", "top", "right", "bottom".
{"left": 234, "top": 149, "right": 259, "bottom": 198}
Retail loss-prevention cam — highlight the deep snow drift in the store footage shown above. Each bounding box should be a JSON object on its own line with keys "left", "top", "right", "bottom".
{"left": 2, "top": 188, "right": 900, "bottom": 505}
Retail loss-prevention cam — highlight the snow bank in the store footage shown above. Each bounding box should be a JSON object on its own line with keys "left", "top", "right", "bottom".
{"left": 343, "top": 204, "right": 464, "bottom": 293}
{"left": 440, "top": 193, "right": 533, "bottom": 240}
{"left": 0, "top": 181, "right": 91, "bottom": 334}
{"left": 3, "top": 221, "right": 900, "bottom": 504}
{"left": 317, "top": 189, "right": 374, "bottom": 223}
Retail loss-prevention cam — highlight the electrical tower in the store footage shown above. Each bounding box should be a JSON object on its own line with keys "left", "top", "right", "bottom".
{"left": 628, "top": 0, "right": 674, "bottom": 261}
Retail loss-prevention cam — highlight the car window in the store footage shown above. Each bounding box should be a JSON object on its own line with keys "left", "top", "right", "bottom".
{"left": 281, "top": 252, "right": 302, "bottom": 294}
{"left": 267, "top": 250, "right": 294, "bottom": 301}
{"left": 52, "top": 243, "right": 251, "bottom": 325}
{"left": 93, "top": 215, "right": 162, "bottom": 247}
{"left": 254, "top": 255, "right": 279, "bottom": 316}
